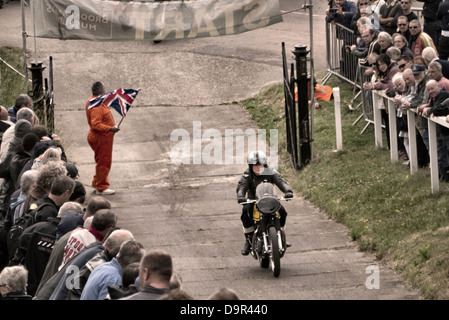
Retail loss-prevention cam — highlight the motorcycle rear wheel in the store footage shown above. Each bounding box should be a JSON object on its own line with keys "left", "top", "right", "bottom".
{"left": 268, "top": 226, "right": 281, "bottom": 277}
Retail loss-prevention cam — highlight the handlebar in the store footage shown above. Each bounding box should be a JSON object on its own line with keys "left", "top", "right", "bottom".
{"left": 239, "top": 197, "right": 293, "bottom": 205}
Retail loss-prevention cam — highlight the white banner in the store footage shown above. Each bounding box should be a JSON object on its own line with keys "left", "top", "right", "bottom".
{"left": 31, "top": 0, "right": 283, "bottom": 41}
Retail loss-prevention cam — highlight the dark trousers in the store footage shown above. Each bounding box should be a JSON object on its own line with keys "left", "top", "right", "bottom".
{"left": 423, "top": 19, "right": 441, "bottom": 50}
{"left": 439, "top": 35, "right": 449, "bottom": 61}
{"left": 382, "top": 109, "right": 390, "bottom": 150}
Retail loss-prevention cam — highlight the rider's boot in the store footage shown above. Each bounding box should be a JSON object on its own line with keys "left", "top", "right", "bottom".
{"left": 280, "top": 227, "right": 291, "bottom": 248}
{"left": 241, "top": 232, "right": 254, "bottom": 256}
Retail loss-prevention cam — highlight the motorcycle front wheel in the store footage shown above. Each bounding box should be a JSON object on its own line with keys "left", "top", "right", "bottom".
{"left": 268, "top": 226, "right": 281, "bottom": 277}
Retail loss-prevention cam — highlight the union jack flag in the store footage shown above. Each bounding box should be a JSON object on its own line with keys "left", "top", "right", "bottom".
{"left": 88, "top": 88, "right": 140, "bottom": 117}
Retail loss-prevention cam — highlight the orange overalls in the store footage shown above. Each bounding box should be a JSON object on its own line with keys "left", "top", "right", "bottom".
{"left": 85, "top": 97, "right": 115, "bottom": 192}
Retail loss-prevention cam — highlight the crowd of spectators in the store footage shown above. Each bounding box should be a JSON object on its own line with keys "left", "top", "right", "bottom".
{"left": 327, "top": 0, "right": 449, "bottom": 181}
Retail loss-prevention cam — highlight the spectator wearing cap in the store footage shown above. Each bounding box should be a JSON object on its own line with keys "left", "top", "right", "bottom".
{"left": 396, "top": 67, "right": 431, "bottom": 167}
{"left": 402, "top": 64, "right": 432, "bottom": 154}
{"left": 412, "top": 63, "right": 428, "bottom": 75}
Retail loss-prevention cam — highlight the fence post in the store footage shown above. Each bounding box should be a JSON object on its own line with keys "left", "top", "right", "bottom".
{"left": 372, "top": 91, "right": 383, "bottom": 148}
{"left": 334, "top": 87, "right": 342, "bottom": 151}
{"left": 427, "top": 119, "right": 439, "bottom": 193}
{"left": 388, "top": 99, "right": 398, "bottom": 163}
{"left": 407, "top": 110, "right": 418, "bottom": 174}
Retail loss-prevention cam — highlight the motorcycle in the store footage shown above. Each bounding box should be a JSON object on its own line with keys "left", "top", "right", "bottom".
{"left": 240, "top": 182, "right": 292, "bottom": 277}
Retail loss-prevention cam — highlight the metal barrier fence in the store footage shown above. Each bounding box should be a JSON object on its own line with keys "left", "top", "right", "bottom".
{"left": 323, "top": 22, "right": 373, "bottom": 133}
{"left": 323, "top": 8, "right": 424, "bottom": 133}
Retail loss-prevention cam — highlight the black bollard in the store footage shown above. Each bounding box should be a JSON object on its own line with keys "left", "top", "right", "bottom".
{"left": 27, "top": 61, "right": 46, "bottom": 126}
{"left": 292, "top": 45, "right": 311, "bottom": 169}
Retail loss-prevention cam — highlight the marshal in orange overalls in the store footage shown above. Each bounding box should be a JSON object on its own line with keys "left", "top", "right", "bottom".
{"left": 85, "top": 97, "right": 116, "bottom": 192}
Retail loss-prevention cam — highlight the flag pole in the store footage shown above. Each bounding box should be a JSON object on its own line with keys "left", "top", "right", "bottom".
{"left": 117, "top": 116, "right": 125, "bottom": 128}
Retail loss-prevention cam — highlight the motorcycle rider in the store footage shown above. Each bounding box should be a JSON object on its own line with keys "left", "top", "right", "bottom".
{"left": 236, "top": 151, "right": 293, "bottom": 256}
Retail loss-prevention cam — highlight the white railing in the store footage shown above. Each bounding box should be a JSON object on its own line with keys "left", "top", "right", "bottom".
{"left": 355, "top": 89, "right": 448, "bottom": 194}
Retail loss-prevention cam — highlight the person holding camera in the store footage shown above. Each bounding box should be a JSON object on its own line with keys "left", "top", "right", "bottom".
{"left": 326, "top": 0, "right": 358, "bottom": 29}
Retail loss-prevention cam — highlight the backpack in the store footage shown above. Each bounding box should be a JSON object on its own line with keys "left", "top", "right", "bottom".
{"left": 7, "top": 203, "right": 53, "bottom": 262}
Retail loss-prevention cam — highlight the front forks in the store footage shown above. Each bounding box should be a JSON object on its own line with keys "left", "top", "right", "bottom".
{"left": 261, "top": 229, "right": 284, "bottom": 255}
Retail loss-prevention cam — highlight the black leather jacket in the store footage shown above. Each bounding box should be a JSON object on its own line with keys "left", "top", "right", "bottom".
{"left": 236, "top": 167, "right": 293, "bottom": 201}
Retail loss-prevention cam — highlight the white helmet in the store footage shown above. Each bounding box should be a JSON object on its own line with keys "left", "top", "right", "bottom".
{"left": 247, "top": 151, "right": 268, "bottom": 166}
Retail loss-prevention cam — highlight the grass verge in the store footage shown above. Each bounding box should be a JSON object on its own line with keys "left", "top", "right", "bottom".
{"left": 241, "top": 73, "right": 449, "bottom": 300}
{"left": 0, "top": 46, "right": 27, "bottom": 107}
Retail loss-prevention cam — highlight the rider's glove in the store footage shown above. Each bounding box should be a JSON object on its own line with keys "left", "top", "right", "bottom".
{"left": 238, "top": 197, "right": 247, "bottom": 203}
{"left": 284, "top": 192, "right": 293, "bottom": 199}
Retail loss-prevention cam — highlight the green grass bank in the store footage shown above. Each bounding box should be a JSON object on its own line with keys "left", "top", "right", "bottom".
{"left": 0, "top": 46, "right": 27, "bottom": 107}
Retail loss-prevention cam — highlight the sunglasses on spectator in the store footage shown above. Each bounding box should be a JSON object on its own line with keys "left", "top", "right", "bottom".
{"left": 398, "top": 64, "right": 406, "bottom": 69}
{"left": 398, "top": 24, "right": 407, "bottom": 27}
{"left": 401, "top": 1, "right": 409, "bottom": 4}
{"left": 409, "top": 26, "right": 419, "bottom": 29}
